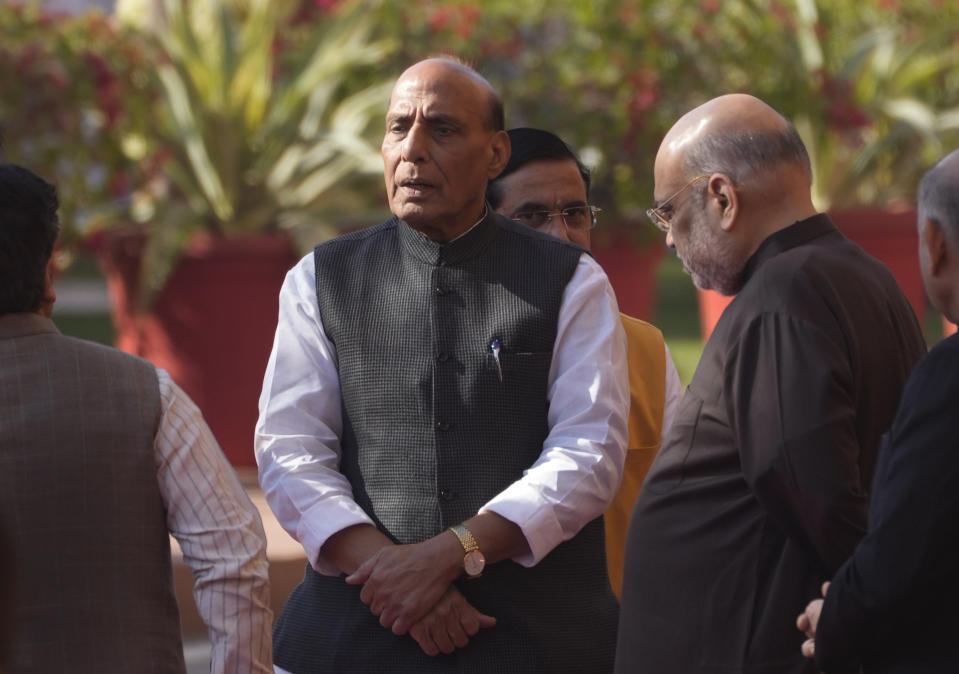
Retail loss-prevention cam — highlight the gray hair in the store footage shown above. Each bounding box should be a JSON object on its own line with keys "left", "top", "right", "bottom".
{"left": 682, "top": 123, "right": 812, "bottom": 186}
{"left": 918, "top": 152, "right": 959, "bottom": 246}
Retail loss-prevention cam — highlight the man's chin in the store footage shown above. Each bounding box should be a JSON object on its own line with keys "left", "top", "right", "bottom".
{"left": 691, "top": 276, "right": 716, "bottom": 293}
{"left": 692, "top": 275, "right": 742, "bottom": 297}
{"left": 684, "top": 261, "right": 743, "bottom": 296}
{"left": 392, "top": 202, "right": 429, "bottom": 224}
{"left": 681, "top": 263, "right": 710, "bottom": 292}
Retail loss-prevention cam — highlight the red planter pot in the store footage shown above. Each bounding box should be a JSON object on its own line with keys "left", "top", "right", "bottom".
{"left": 592, "top": 240, "right": 664, "bottom": 322}
{"left": 696, "top": 289, "right": 735, "bottom": 342}
{"left": 99, "top": 232, "right": 299, "bottom": 466}
{"left": 830, "top": 209, "right": 926, "bottom": 323}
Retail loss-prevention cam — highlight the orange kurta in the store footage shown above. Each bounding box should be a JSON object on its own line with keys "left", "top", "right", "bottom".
{"left": 604, "top": 314, "right": 667, "bottom": 598}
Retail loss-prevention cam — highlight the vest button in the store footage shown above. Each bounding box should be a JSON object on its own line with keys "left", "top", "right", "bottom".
{"left": 437, "top": 352, "right": 449, "bottom": 362}
{"left": 434, "top": 285, "right": 447, "bottom": 295}
{"left": 435, "top": 420, "right": 452, "bottom": 431}
{"left": 438, "top": 488, "right": 457, "bottom": 501}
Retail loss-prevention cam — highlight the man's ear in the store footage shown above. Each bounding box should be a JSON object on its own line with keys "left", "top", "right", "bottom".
{"left": 709, "top": 174, "right": 738, "bottom": 231}
{"left": 40, "top": 258, "right": 56, "bottom": 316}
{"left": 487, "top": 130, "right": 511, "bottom": 180}
{"left": 922, "top": 217, "right": 948, "bottom": 276}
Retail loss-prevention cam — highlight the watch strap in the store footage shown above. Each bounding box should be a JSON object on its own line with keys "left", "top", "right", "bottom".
{"left": 448, "top": 524, "right": 479, "bottom": 555}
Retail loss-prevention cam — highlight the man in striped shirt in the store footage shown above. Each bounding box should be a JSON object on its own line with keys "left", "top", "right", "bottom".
{"left": 0, "top": 162, "right": 273, "bottom": 673}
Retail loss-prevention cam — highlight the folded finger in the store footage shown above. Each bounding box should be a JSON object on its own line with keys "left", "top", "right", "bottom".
{"left": 410, "top": 624, "right": 439, "bottom": 657}
{"left": 346, "top": 559, "right": 373, "bottom": 585}
{"left": 460, "top": 610, "right": 480, "bottom": 636}
{"left": 359, "top": 583, "right": 375, "bottom": 606}
{"left": 431, "top": 624, "right": 455, "bottom": 655}
{"left": 448, "top": 617, "right": 469, "bottom": 649}
{"left": 379, "top": 610, "right": 396, "bottom": 628}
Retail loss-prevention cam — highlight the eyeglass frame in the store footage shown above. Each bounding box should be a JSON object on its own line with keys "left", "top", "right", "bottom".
{"left": 646, "top": 174, "right": 711, "bottom": 233}
{"left": 510, "top": 204, "right": 602, "bottom": 232}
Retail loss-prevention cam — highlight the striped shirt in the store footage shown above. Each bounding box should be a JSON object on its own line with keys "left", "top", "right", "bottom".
{"left": 157, "top": 369, "right": 273, "bottom": 673}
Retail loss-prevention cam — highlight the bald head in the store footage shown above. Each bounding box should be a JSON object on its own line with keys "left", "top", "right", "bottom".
{"left": 660, "top": 94, "right": 811, "bottom": 188}
{"left": 395, "top": 58, "right": 504, "bottom": 132}
{"left": 652, "top": 95, "right": 818, "bottom": 295}
{"left": 919, "top": 148, "right": 959, "bottom": 245}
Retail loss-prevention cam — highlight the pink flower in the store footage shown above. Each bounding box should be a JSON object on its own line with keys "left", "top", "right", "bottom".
{"left": 820, "top": 73, "right": 870, "bottom": 131}
{"left": 769, "top": 1, "right": 794, "bottom": 28}
{"left": 701, "top": 0, "right": 721, "bottom": 14}
{"left": 428, "top": 8, "right": 453, "bottom": 32}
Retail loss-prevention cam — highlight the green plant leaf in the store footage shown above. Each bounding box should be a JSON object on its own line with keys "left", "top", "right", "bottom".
{"left": 157, "top": 64, "right": 233, "bottom": 223}
{"left": 883, "top": 98, "right": 938, "bottom": 140}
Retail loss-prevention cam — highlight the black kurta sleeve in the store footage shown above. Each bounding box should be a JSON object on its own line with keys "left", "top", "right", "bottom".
{"left": 815, "top": 342, "right": 959, "bottom": 672}
{"left": 724, "top": 311, "right": 868, "bottom": 575}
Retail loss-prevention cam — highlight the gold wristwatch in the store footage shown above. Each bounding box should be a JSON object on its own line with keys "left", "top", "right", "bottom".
{"left": 448, "top": 524, "right": 486, "bottom": 578}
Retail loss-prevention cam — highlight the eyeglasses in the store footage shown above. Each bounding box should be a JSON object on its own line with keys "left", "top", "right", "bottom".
{"left": 646, "top": 174, "right": 710, "bottom": 232}
{"left": 511, "top": 205, "right": 601, "bottom": 232}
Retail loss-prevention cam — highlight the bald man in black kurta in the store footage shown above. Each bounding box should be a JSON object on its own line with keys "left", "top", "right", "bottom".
{"left": 616, "top": 95, "right": 926, "bottom": 673}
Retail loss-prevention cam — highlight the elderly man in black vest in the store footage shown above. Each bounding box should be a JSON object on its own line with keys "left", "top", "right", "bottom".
{"left": 0, "top": 162, "right": 273, "bottom": 672}
{"left": 256, "top": 58, "right": 629, "bottom": 672}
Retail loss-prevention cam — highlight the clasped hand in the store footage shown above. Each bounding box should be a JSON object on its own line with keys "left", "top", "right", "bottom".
{"left": 796, "top": 581, "right": 830, "bottom": 660}
{"left": 346, "top": 539, "right": 495, "bottom": 655}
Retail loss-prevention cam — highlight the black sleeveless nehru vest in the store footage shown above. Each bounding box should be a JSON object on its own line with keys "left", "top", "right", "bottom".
{"left": 273, "top": 212, "right": 619, "bottom": 673}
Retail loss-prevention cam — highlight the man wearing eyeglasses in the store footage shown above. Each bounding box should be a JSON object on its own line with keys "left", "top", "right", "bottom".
{"left": 487, "top": 127, "right": 683, "bottom": 598}
{"left": 614, "top": 94, "right": 926, "bottom": 673}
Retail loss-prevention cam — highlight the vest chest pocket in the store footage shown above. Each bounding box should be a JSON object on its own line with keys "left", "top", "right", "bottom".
{"left": 492, "top": 350, "right": 553, "bottom": 388}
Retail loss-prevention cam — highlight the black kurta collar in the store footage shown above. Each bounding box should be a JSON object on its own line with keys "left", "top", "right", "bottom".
{"left": 741, "top": 213, "right": 838, "bottom": 285}
{"left": 398, "top": 205, "right": 499, "bottom": 267}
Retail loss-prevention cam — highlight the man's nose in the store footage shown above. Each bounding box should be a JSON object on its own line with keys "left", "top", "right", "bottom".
{"left": 401, "top": 124, "right": 428, "bottom": 163}
{"left": 542, "top": 215, "right": 569, "bottom": 242}
{"left": 665, "top": 230, "right": 675, "bottom": 248}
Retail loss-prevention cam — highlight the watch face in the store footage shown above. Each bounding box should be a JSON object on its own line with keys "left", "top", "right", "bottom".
{"left": 464, "top": 550, "right": 486, "bottom": 577}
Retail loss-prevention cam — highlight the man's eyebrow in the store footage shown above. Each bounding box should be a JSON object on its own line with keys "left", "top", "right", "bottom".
{"left": 386, "top": 111, "right": 412, "bottom": 125}
{"left": 423, "top": 112, "right": 463, "bottom": 127}
{"left": 512, "top": 200, "right": 550, "bottom": 213}
{"left": 386, "top": 111, "right": 464, "bottom": 128}
{"left": 514, "top": 199, "right": 589, "bottom": 213}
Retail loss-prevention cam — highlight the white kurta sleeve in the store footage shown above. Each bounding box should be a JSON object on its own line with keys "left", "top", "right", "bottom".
{"left": 480, "top": 254, "right": 630, "bottom": 565}
{"left": 254, "top": 253, "right": 375, "bottom": 575}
